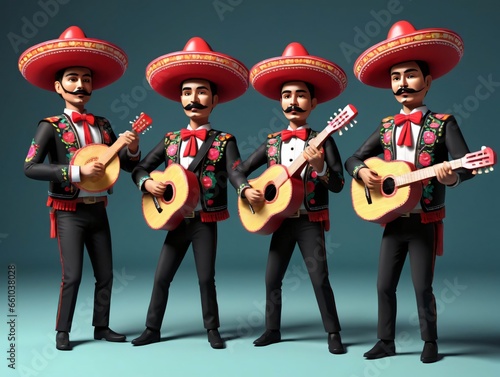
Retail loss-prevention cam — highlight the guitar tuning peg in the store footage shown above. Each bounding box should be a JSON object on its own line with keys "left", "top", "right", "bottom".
{"left": 477, "top": 169, "right": 483, "bottom": 174}
{"left": 338, "top": 130, "right": 343, "bottom": 136}
{"left": 481, "top": 146, "right": 486, "bottom": 150}
{"left": 344, "top": 126, "right": 348, "bottom": 131}
{"left": 338, "top": 108, "right": 342, "bottom": 112}
{"left": 490, "top": 167, "right": 494, "bottom": 172}
{"left": 353, "top": 119, "right": 358, "bottom": 124}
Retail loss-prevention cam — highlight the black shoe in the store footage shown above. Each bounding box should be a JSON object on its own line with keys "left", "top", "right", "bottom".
{"left": 253, "top": 330, "right": 281, "bottom": 347}
{"left": 421, "top": 341, "right": 438, "bottom": 363}
{"left": 131, "top": 328, "right": 160, "bottom": 346}
{"left": 363, "top": 340, "right": 396, "bottom": 359}
{"left": 207, "top": 329, "right": 225, "bottom": 349}
{"left": 328, "top": 332, "right": 346, "bottom": 354}
{"left": 56, "top": 331, "right": 72, "bottom": 351}
{"left": 94, "top": 327, "right": 126, "bottom": 342}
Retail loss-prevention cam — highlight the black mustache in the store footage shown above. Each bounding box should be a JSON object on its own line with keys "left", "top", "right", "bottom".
{"left": 59, "top": 83, "right": 92, "bottom": 96}
{"left": 184, "top": 102, "right": 208, "bottom": 110}
{"left": 393, "top": 86, "right": 425, "bottom": 96}
{"left": 283, "top": 105, "right": 306, "bottom": 113}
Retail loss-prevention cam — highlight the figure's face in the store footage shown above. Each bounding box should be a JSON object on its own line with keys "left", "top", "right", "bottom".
{"left": 390, "top": 61, "right": 431, "bottom": 110}
{"left": 54, "top": 67, "right": 92, "bottom": 111}
{"left": 180, "top": 79, "right": 218, "bottom": 124}
{"left": 280, "top": 81, "right": 317, "bottom": 127}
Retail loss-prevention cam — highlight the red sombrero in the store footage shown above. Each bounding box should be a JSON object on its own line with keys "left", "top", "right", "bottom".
{"left": 250, "top": 42, "right": 347, "bottom": 104}
{"left": 354, "top": 20, "right": 464, "bottom": 88}
{"left": 146, "top": 37, "right": 249, "bottom": 103}
{"left": 18, "top": 26, "right": 128, "bottom": 91}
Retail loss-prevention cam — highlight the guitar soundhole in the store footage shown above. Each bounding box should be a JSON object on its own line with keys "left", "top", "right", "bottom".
{"left": 162, "top": 184, "right": 174, "bottom": 203}
{"left": 382, "top": 178, "right": 395, "bottom": 196}
{"left": 264, "top": 184, "right": 277, "bottom": 202}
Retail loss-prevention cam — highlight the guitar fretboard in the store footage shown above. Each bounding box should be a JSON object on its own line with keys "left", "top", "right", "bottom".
{"left": 394, "top": 159, "right": 462, "bottom": 187}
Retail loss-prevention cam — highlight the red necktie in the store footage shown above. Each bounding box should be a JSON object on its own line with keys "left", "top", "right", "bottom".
{"left": 71, "top": 112, "right": 95, "bottom": 145}
{"left": 180, "top": 128, "right": 208, "bottom": 157}
{"left": 394, "top": 112, "right": 423, "bottom": 147}
{"left": 281, "top": 128, "right": 309, "bottom": 142}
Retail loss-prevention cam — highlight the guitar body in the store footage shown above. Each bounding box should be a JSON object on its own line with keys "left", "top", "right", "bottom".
{"left": 142, "top": 164, "right": 200, "bottom": 230}
{"left": 238, "top": 164, "right": 304, "bottom": 235}
{"left": 351, "top": 158, "right": 423, "bottom": 224}
{"left": 71, "top": 144, "right": 120, "bottom": 192}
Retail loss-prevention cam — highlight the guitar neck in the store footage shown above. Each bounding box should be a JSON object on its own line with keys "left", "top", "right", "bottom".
{"left": 395, "top": 159, "right": 462, "bottom": 187}
{"left": 280, "top": 127, "right": 332, "bottom": 182}
{"left": 98, "top": 137, "right": 128, "bottom": 166}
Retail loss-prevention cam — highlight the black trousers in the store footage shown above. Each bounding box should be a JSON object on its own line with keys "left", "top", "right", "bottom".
{"left": 145, "top": 218, "right": 219, "bottom": 331}
{"left": 55, "top": 202, "right": 113, "bottom": 332}
{"left": 264, "top": 216, "right": 341, "bottom": 333}
{"left": 377, "top": 214, "right": 437, "bottom": 341}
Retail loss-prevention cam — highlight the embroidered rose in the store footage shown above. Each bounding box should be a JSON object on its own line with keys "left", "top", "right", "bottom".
{"left": 306, "top": 181, "right": 315, "bottom": 194}
{"left": 62, "top": 131, "right": 76, "bottom": 144}
{"left": 213, "top": 141, "right": 221, "bottom": 147}
{"left": 384, "top": 149, "right": 392, "bottom": 161}
{"left": 207, "top": 199, "right": 214, "bottom": 206}
{"left": 202, "top": 176, "right": 213, "bottom": 189}
{"left": 383, "top": 130, "right": 392, "bottom": 144}
{"left": 26, "top": 142, "right": 38, "bottom": 161}
{"left": 434, "top": 114, "right": 445, "bottom": 119}
{"left": 309, "top": 198, "right": 316, "bottom": 205}
{"left": 102, "top": 131, "right": 111, "bottom": 144}
{"left": 269, "top": 138, "right": 277, "bottom": 144}
{"left": 383, "top": 122, "right": 392, "bottom": 129}
{"left": 311, "top": 171, "right": 318, "bottom": 179}
{"left": 270, "top": 160, "right": 276, "bottom": 166}
{"left": 208, "top": 148, "right": 220, "bottom": 161}
{"left": 58, "top": 122, "right": 67, "bottom": 130}
{"left": 167, "top": 144, "right": 178, "bottom": 156}
{"left": 423, "top": 131, "right": 436, "bottom": 145}
{"left": 268, "top": 146, "right": 277, "bottom": 157}
{"left": 419, "top": 152, "right": 432, "bottom": 166}
{"left": 206, "top": 165, "right": 215, "bottom": 171}
{"left": 429, "top": 122, "right": 440, "bottom": 129}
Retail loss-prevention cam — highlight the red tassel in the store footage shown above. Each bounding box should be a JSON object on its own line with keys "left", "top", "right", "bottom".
{"left": 420, "top": 208, "right": 445, "bottom": 224}
{"left": 200, "top": 210, "right": 229, "bottom": 223}
{"left": 308, "top": 210, "right": 330, "bottom": 231}
{"left": 50, "top": 210, "right": 57, "bottom": 239}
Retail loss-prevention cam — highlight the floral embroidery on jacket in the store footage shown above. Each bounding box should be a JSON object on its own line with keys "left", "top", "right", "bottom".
{"left": 25, "top": 139, "right": 39, "bottom": 162}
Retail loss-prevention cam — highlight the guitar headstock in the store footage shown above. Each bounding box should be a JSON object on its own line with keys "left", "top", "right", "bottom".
{"left": 131, "top": 112, "right": 153, "bottom": 134}
{"left": 462, "top": 146, "right": 497, "bottom": 173}
{"left": 326, "top": 104, "right": 358, "bottom": 136}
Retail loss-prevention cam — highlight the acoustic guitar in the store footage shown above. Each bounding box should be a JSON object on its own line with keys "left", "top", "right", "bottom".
{"left": 71, "top": 112, "right": 152, "bottom": 192}
{"left": 238, "top": 104, "right": 358, "bottom": 235}
{"left": 141, "top": 164, "right": 200, "bottom": 231}
{"left": 351, "top": 146, "right": 497, "bottom": 224}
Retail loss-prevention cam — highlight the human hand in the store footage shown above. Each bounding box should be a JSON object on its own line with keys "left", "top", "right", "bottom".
{"left": 435, "top": 161, "right": 458, "bottom": 185}
{"left": 80, "top": 161, "right": 105, "bottom": 179}
{"left": 358, "top": 168, "right": 382, "bottom": 190}
{"left": 119, "top": 130, "right": 140, "bottom": 154}
{"left": 303, "top": 143, "right": 325, "bottom": 172}
{"left": 144, "top": 179, "right": 168, "bottom": 197}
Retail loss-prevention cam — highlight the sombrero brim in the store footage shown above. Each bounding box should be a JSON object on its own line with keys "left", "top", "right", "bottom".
{"left": 146, "top": 52, "right": 249, "bottom": 103}
{"left": 250, "top": 56, "right": 347, "bottom": 103}
{"left": 18, "top": 38, "right": 128, "bottom": 91}
{"left": 354, "top": 27, "right": 463, "bottom": 88}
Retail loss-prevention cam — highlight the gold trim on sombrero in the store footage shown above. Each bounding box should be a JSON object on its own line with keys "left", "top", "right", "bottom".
{"left": 355, "top": 29, "right": 463, "bottom": 77}
{"left": 19, "top": 40, "right": 128, "bottom": 75}
{"left": 146, "top": 52, "right": 248, "bottom": 85}
{"left": 250, "top": 58, "right": 347, "bottom": 88}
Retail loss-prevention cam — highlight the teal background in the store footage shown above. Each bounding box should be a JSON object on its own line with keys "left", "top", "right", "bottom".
{"left": 1, "top": 0, "right": 499, "bottom": 376}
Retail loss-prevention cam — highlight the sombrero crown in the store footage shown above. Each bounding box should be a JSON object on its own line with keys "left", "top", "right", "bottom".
{"left": 146, "top": 37, "right": 249, "bottom": 103}
{"left": 18, "top": 26, "right": 128, "bottom": 91}
{"left": 354, "top": 20, "right": 464, "bottom": 88}
{"left": 250, "top": 42, "right": 347, "bottom": 104}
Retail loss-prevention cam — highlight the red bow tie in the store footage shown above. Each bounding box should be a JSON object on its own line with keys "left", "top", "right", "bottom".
{"left": 180, "top": 128, "right": 208, "bottom": 157}
{"left": 394, "top": 112, "right": 423, "bottom": 147}
{"left": 71, "top": 112, "right": 95, "bottom": 145}
{"left": 281, "top": 128, "right": 309, "bottom": 142}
